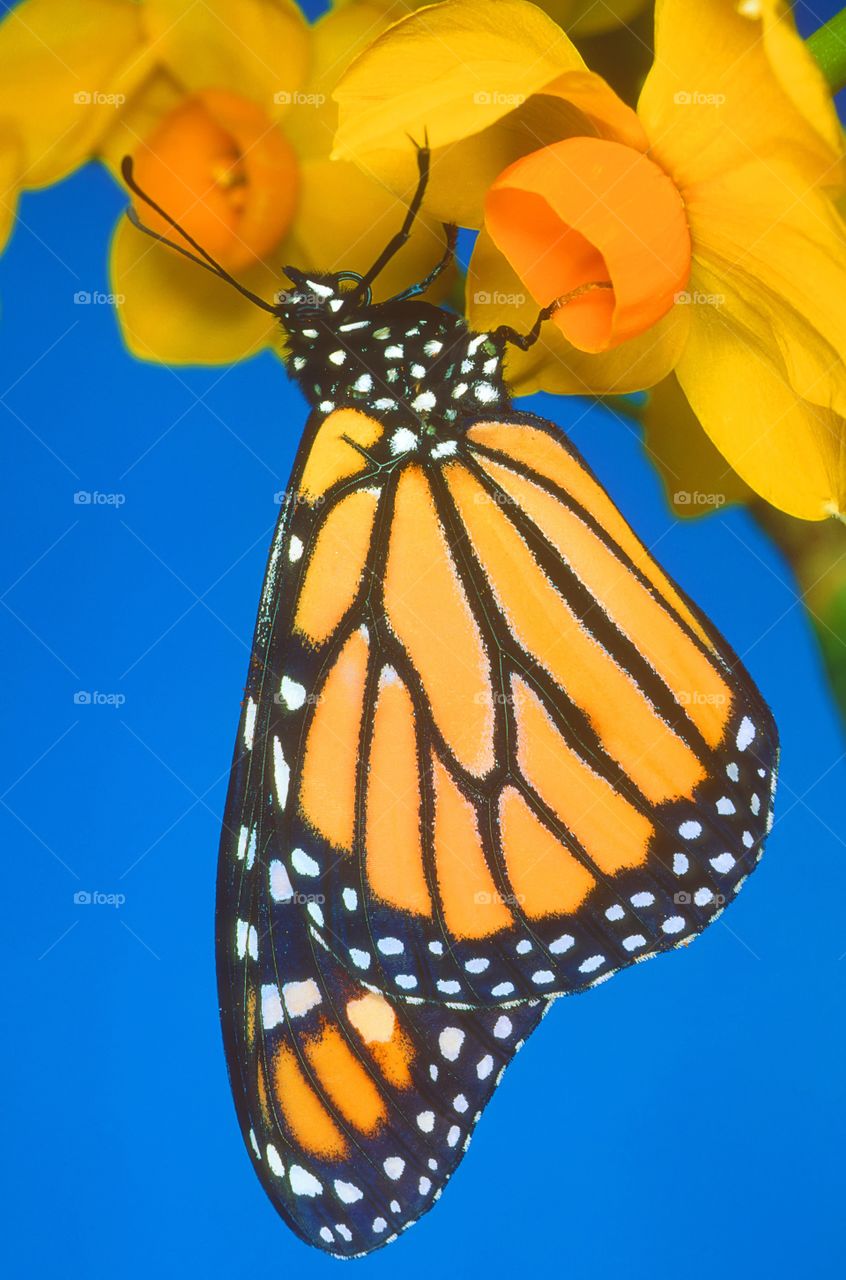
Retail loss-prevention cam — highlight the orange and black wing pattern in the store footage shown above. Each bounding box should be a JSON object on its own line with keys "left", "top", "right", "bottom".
{"left": 259, "top": 407, "right": 777, "bottom": 1004}
{"left": 217, "top": 565, "right": 549, "bottom": 1256}
{"left": 217, "top": 404, "right": 777, "bottom": 1253}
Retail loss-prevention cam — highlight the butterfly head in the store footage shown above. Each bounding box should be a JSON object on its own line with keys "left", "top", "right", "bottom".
{"left": 276, "top": 268, "right": 372, "bottom": 333}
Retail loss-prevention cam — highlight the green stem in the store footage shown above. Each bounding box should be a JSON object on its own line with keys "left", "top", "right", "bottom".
{"left": 807, "top": 9, "right": 846, "bottom": 95}
{"left": 753, "top": 503, "right": 846, "bottom": 729}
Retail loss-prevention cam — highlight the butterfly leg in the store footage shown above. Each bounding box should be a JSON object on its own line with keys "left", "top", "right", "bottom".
{"left": 352, "top": 142, "right": 434, "bottom": 297}
{"left": 495, "top": 281, "right": 613, "bottom": 350}
{"left": 388, "top": 223, "right": 458, "bottom": 302}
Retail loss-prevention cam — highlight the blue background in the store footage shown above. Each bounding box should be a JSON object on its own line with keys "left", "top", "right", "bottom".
{"left": 2, "top": 2, "right": 844, "bottom": 1276}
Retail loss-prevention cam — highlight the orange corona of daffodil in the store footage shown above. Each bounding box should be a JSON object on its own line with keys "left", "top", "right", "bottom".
{"left": 334, "top": 0, "right": 846, "bottom": 521}
{"left": 0, "top": 0, "right": 452, "bottom": 364}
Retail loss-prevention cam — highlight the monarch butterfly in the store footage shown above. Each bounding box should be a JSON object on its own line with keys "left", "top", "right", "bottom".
{"left": 122, "top": 145, "right": 778, "bottom": 1257}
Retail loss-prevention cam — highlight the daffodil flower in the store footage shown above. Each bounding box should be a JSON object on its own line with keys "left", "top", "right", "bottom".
{"left": 0, "top": 0, "right": 452, "bottom": 364}
{"left": 334, "top": 0, "right": 846, "bottom": 520}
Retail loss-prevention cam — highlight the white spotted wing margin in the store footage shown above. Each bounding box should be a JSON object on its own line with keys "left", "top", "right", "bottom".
{"left": 215, "top": 442, "right": 550, "bottom": 1258}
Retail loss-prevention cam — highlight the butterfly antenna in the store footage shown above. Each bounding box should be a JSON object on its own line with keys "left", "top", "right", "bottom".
{"left": 120, "top": 156, "right": 280, "bottom": 316}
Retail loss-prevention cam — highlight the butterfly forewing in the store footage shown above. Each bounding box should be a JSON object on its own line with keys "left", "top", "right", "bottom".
{"left": 255, "top": 409, "right": 776, "bottom": 1008}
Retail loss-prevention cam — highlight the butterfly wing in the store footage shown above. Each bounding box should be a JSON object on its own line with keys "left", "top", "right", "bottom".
{"left": 216, "top": 428, "right": 549, "bottom": 1256}
{"left": 268, "top": 408, "right": 777, "bottom": 1006}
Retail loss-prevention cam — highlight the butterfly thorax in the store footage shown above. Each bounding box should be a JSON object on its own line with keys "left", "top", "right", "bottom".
{"left": 278, "top": 273, "right": 509, "bottom": 431}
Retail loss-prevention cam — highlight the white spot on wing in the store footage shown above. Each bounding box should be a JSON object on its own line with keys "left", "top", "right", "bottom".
{"left": 334, "top": 1180, "right": 363, "bottom": 1204}
{"left": 390, "top": 427, "right": 418, "bottom": 455}
{"left": 283, "top": 978, "right": 322, "bottom": 1018}
{"left": 439, "top": 1027, "right": 465, "bottom": 1061}
{"left": 290, "top": 1165, "right": 323, "bottom": 1197}
{"left": 273, "top": 738, "right": 290, "bottom": 809}
{"left": 737, "top": 716, "right": 756, "bottom": 751}
{"left": 279, "top": 676, "right": 306, "bottom": 710}
{"left": 261, "top": 983, "right": 284, "bottom": 1029}
{"left": 291, "top": 847, "right": 319, "bottom": 877}
{"left": 269, "top": 860, "right": 293, "bottom": 902}
{"left": 243, "top": 698, "right": 257, "bottom": 750}
{"left": 477, "top": 1054, "right": 494, "bottom": 1080}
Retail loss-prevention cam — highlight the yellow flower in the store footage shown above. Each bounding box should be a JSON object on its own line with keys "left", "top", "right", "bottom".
{"left": 0, "top": 0, "right": 452, "bottom": 363}
{"left": 334, "top": 0, "right": 846, "bottom": 520}
{"left": 0, "top": 0, "right": 151, "bottom": 252}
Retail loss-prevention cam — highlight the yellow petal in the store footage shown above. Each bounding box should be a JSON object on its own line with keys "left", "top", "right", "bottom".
{"left": 109, "top": 215, "right": 279, "bottom": 365}
{"left": 760, "top": 0, "right": 844, "bottom": 160}
{"left": 640, "top": 0, "right": 845, "bottom": 194}
{"left": 675, "top": 260, "right": 846, "bottom": 521}
{"left": 294, "top": 156, "right": 455, "bottom": 303}
{"left": 641, "top": 375, "right": 752, "bottom": 519}
{"left": 688, "top": 161, "right": 846, "bottom": 415}
{"left": 0, "top": 0, "right": 150, "bottom": 188}
{"left": 0, "top": 126, "right": 23, "bottom": 253}
{"left": 334, "top": 0, "right": 586, "bottom": 159}
{"left": 284, "top": 1, "right": 399, "bottom": 163}
{"left": 468, "top": 227, "right": 689, "bottom": 395}
{"left": 142, "top": 0, "right": 310, "bottom": 120}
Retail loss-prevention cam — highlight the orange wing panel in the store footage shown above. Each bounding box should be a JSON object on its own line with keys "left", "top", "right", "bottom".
{"left": 304, "top": 1024, "right": 388, "bottom": 1136}
{"left": 383, "top": 465, "right": 495, "bottom": 777}
{"left": 499, "top": 784, "right": 596, "bottom": 917}
{"left": 298, "top": 408, "right": 384, "bottom": 502}
{"left": 365, "top": 668, "right": 432, "bottom": 917}
{"left": 476, "top": 455, "right": 732, "bottom": 748}
{"left": 431, "top": 755, "right": 513, "bottom": 939}
{"left": 445, "top": 463, "right": 704, "bottom": 805}
{"left": 299, "top": 627, "right": 369, "bottom": 851}
{"left": 466, "top": 421, "right": 714, "bottom": 652}
{"left": 271, "top": 1043, "right": 350, "bottom": 1160}
{"left": 512, "top": 676, "right": 653, "bottom": 876}
{"left": 294, "top": 487, "right": 379, "bottom": 647}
